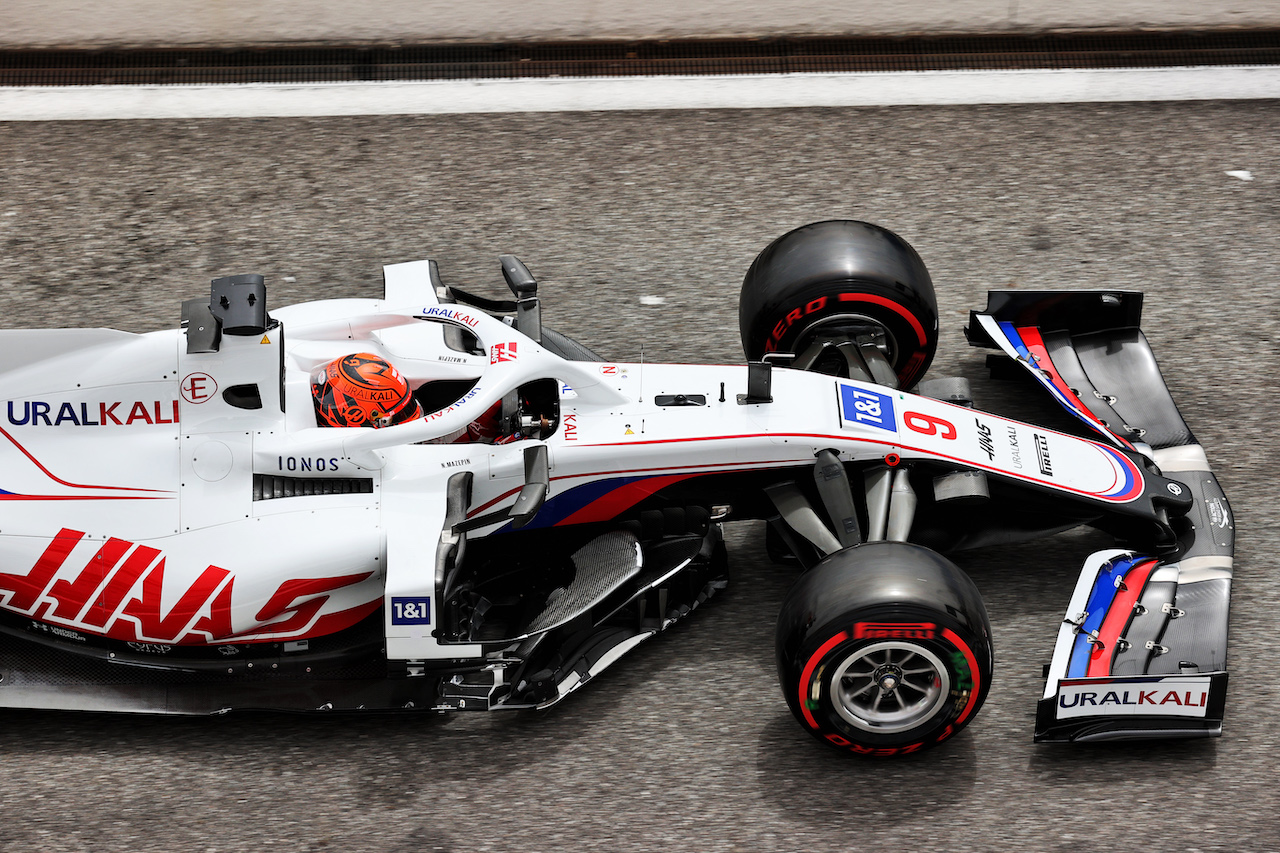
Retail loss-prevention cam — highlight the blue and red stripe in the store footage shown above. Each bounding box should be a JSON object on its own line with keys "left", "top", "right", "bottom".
{"left": 1085, "top": 558, "right": 1160, "bottom": 676}
{"left": 1066, "top": 554, "right": 1155, "bottom": 678}
{"left": 1095, "top": 444, "right": 1145, "bottom": 501}
{"left": 494, "top": 472, "right": 700, "bottom": 531}
{"left": 992, "top": 323, "right": 1136, "bottom": 452}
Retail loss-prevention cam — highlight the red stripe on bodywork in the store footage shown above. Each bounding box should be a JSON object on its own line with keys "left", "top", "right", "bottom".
{"left": 467, "top": 485, "right": 524, "bottom": 517}
{"left": 583, "top": 430, "right": 1142, "bottom": 504}
{"left": 467, "top": 459, "right": 812, "bottom": 518}
{"left": 555, "top": 474, "right": 697, "bottom": 526}
{"left": 0, "top": 424, "right": 171, "bottom": 494}
{"left": 555, "top": 458, "right": 812, "bottom": 481}
{"left": 0, "top": 495, "right": 169, "bottom": 501}
{"left": 1086, "top": 559, "right": 1159, "bottom": 677}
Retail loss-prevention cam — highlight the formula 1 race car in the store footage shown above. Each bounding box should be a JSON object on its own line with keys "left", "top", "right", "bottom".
{"left": 0, "top": 221, "right": 1232, "bottom": 755}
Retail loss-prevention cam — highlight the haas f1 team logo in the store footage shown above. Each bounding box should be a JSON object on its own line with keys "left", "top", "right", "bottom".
{"left": 0, "top": 529, "right": 373, "bottom": 644}
{"left": 490, "top": 342, "right": 518, "bottom": 364}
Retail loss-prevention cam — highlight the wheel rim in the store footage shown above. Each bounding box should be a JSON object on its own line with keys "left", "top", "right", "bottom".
{"left": 790, "top": 314, "right": 900, "bottom": 382}
{"left": 829, "top": 641, "right": 950, "bottom": 734}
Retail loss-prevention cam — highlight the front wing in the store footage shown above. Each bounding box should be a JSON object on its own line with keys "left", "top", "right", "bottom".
{"left": 970, "top": 291, "right": 1234, "bottom": 741}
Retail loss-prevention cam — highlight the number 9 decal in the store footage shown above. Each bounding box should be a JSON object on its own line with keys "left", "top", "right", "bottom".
{"left": 904, "top": 411, "right": 957, "bottom": 440}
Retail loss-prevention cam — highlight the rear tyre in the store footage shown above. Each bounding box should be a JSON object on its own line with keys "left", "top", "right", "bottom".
{"left": 776, "top": 542, "right": 992, "bottom": 755}
{"left": 739, "top": 220, "right": 939, "bottom": 388}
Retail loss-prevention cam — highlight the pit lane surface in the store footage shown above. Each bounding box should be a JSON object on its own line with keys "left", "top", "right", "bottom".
{"left": 0, "top": 102, "right": 1277, "bottom": 851}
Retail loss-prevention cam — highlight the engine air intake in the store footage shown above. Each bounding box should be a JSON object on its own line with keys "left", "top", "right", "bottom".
{"left": 253, "top": 474, "right": 374, "bottom": 501}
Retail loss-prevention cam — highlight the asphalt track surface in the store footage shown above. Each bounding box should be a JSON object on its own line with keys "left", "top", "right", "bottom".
{"left": 0, "top": 101, "right": 1278, "bottom": 852}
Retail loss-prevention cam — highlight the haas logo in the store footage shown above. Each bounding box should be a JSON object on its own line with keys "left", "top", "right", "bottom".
{"left": 0, "top": 529, "right": 373, "bottom": 644}
{"left": 490, "top": 342, "right": 518, "bottom": 364}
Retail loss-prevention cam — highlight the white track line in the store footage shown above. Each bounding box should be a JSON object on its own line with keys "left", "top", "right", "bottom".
{"left": 2, "top": 66, "right": 1278, "bottom": 121}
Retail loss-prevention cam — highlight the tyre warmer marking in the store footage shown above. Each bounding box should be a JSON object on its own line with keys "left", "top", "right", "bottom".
{"left": 1086, "top": 558, "right": 1160, "bottom": 677}
{"left": 799, "top": 631, "right": 850, "bottom": 729}
{"left": 979, "top": 318, "right": 1135, "bottom": 452}
{"left": 1066, "top": 554, "right": 1155, "bottom": 678}
{"left": 0, "top": 424, "right": 173, "bottom": 499}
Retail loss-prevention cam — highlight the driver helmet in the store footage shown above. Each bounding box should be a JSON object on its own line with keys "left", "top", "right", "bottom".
{"left": 312, "top": 352, "right": 423, "bottom": 428}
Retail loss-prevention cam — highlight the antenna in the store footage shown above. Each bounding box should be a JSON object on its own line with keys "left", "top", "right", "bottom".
{"left": 639, "top": 343, "right": 644, "bottom": 402}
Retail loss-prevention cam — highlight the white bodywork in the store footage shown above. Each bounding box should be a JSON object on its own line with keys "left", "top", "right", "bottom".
{"left": 0, "top": 260, "right": 1144, "bottom": 661}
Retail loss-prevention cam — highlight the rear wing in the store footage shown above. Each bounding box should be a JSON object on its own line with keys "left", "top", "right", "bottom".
{"left": 969, "top": 291, "right": 1234, "bottom": 742}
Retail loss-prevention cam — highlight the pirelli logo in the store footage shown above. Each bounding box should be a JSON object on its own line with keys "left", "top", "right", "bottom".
{"left": 853, "top": 621, "right": 937, "bottom": 640}
{"left": 1035, "top": 432, "right": 1053, "bottom": 476}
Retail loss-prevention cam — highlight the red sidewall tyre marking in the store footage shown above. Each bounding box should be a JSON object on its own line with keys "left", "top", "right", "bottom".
{"left": 943, "top": 627, "right": 982, "bottom": 726}
{"left": 798, "top": 631, "right": 849, "bottom": 729}
{"left": 760, "top": 291, "right": 933, "bottom": 387}
{"left": 834, "top": 293, "right": 929, "bottom": 345}
{"left": 798, "top": 625, "right": 985, "bottom": 753}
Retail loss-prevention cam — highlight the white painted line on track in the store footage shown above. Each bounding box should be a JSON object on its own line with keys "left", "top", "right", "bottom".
{"left": 1, "top": 66, "right": 1278, "bottom": 121}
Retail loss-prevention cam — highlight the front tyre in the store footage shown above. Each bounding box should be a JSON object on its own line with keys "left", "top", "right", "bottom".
{"left": 776, "top": 542, "right": 992, "bottom": 755}
{"left": 739, "top": 220, "right": 939, "bottom": 388}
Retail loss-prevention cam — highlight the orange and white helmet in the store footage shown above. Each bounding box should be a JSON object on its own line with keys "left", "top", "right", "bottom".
{"left": 311, "top": 352, "right": 423, "bottom": 428}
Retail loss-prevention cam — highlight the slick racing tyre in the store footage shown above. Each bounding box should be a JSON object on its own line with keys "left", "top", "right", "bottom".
{"left": 776, "top": 542, "right": 992, "bottom": 756}
{"left": 739, "top": 220, "right": 939, "bottom": 389}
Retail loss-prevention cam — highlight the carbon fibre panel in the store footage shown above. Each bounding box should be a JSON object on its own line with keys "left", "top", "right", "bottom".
{"left": 1110, "top": 580, "right": 1175, "bottom": 676}
{"left": 1149, "top": 578, "right": 1231, "bottom": 674}
{"left": 1070, "top": 329, "right": 1194, "bottom": 449}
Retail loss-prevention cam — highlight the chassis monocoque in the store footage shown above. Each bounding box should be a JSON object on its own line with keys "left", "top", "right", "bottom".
{"left": 0, "top": 221, "right": 1232, "bottom": 754}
